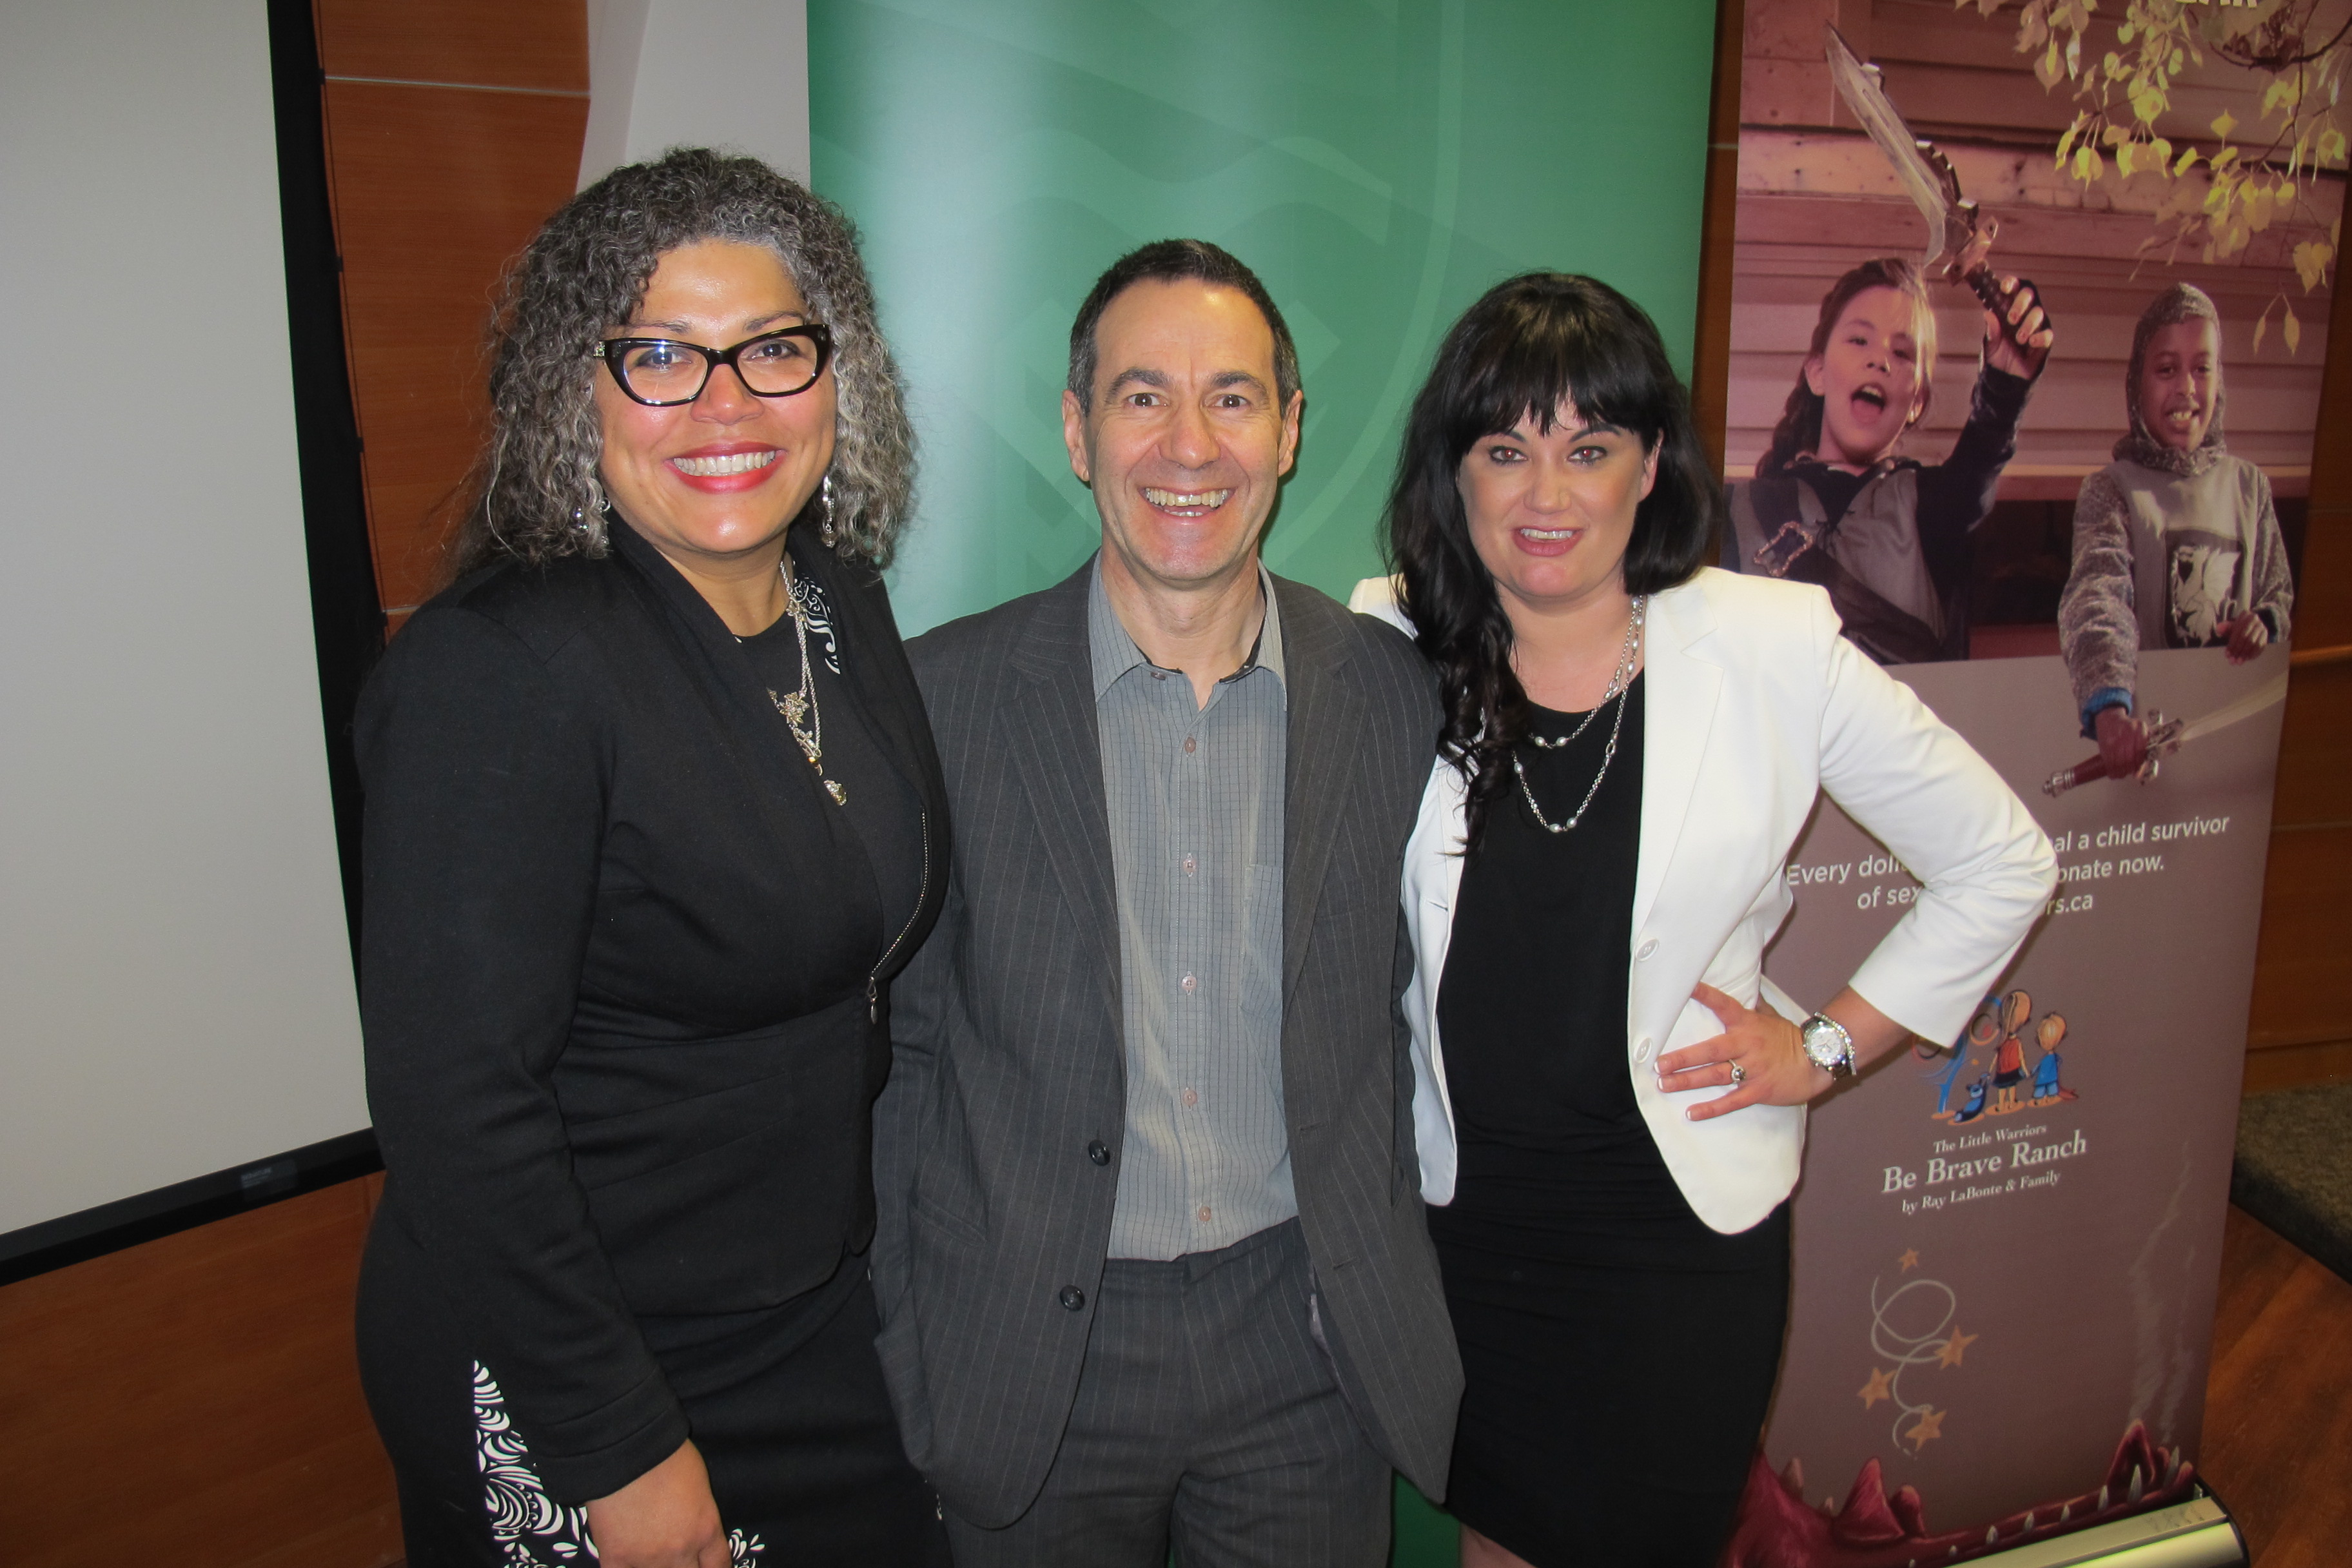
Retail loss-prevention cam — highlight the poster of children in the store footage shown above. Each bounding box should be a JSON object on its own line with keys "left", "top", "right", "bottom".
{"left": 1723, "top": 0, "right": 2330, "bottom": 662}
{"left": 1719, "top": 2, "right": 2337, "bottom": 1563}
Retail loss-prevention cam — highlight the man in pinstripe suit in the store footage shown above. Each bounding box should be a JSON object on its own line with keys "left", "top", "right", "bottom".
{"left": 870, "top": 240, "right": 1461, "bottom": 1565}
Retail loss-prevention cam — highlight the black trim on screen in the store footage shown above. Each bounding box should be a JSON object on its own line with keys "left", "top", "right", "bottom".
{"left": 0, "top": 1131, "right": 384, "bottom": 1285}
{"left": 269, "top": 0, "right": 386, "bottom": 955}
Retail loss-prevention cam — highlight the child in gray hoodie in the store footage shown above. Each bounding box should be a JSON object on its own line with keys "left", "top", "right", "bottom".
{"left": 2058, "top": 283, "right": 2294, "bottom": 777}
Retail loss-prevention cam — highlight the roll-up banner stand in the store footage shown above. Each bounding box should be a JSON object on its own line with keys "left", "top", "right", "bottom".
{"left": 1722, "top": 3, "right": 2335, "bottom": 1565}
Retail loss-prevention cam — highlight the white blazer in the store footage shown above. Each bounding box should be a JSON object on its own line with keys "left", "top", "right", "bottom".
{"left": 1350, "top": 568, "right": 2057, "bottom": 1233}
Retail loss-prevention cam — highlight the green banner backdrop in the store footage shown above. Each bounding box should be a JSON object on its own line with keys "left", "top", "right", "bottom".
{"left": 810, "top": 0, "right": 1720, "bottom": 637}
{"left": 810, "top": 4, "right": 1718, "bottom": 1557}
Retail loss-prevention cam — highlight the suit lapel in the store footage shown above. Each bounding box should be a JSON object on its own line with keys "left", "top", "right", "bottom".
{"left": 1277, "top": 580, "right": 1366, "bottom": 1003}
{"left": 1006, "top": 569, "right": 1122, "bottom": 1019}
{"left": 1632, "top": 579, "right": 1722, "bottom": 936}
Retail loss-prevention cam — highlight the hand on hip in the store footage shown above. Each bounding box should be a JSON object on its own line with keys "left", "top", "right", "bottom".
{"left": 1656, "top": 981, "right": 1832, "bottom": 1121}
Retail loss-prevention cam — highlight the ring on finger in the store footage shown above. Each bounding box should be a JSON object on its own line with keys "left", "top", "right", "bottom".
{"left": 1729, "top": 1061, "right": 1746, "bottom": 1088}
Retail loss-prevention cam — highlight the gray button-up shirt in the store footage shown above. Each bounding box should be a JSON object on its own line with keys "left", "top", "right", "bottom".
{"left": 1089, "top": 558, "right": 1293, "bottom": 1260}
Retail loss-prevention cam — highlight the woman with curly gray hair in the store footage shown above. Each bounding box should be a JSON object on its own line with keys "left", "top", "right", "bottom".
{"left": 354, "top": 149, "right": 949, "bottom": 1567}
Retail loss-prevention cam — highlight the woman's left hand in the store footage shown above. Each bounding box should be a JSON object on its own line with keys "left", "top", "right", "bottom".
{"left": 1655, "top": 982, "right": 1834, "bottom": 1121}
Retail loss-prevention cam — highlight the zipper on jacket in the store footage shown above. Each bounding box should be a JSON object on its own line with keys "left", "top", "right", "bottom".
{"left": 868, "top": 809, "right": 931, "bottom": 1023}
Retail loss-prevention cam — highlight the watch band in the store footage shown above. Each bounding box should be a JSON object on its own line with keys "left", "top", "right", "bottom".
{"left": 1801, "top": 1012, "right": 1856, "bottom": 1079}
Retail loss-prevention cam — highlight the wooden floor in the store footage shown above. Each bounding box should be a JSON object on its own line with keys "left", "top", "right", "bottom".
{"left": 8, "top": 1195, "right": 2340, "bottom": 1568}
{"left": 2199, "top": 1206, "right": 2352, "bottom": 1566}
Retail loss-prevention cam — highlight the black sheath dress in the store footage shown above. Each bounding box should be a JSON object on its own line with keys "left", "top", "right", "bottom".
{"left": 1426, "top": 677, "right": 1792, "bottom": 1568}
{"left": 354, "top": 526, "right": 950, "bottom": 1568}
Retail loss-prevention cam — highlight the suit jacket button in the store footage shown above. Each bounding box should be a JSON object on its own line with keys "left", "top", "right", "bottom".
{"left": 1636, "top": 939, "right": 1658, "bottom": 960}
{"left": 1058, "top": 1285, "right": 1086, "bottom": 1311}
{"left": 1633, "top": 1036, "right": 1654, "bottom": 1062}
{"left": 1086, "top": 1140, "right": 1111, "bottom": 1166}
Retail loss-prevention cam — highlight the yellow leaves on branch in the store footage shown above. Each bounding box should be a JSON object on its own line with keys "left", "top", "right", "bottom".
{"left": 2293, "top": 240, "right": 2337, "bottom": 295}
{"left": 2039, "top": 37, "right": 2066, "bottom": 89}
{"left": 2251, "top": 299, "right": 2305, "bottom": 357}
{"left": 1969, "top": 0, "right": 2337, "bottom": 346}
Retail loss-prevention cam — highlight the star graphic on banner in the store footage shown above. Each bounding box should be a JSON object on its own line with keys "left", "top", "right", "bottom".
{"left": 1858, "top": 1367, "right": 1896, "bottom": 1409}
{"left": 1898, "top": 1249, "right": 1921, "bottom": 1273}
{"left": 1937, "top": 1328, "right": 1979, "bottom": 1367}
{"left": 1907, "top": 1407, "right": 1946, "bottom": 1449}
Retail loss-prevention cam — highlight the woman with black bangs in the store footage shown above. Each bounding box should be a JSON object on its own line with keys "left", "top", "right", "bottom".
{"left": 1352, "top": 274, "right": 2053, "bottom": 1567}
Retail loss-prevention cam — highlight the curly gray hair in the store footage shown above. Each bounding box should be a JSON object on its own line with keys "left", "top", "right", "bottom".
{"left": 451, "top": 147, "right": 914, "bottom": 574}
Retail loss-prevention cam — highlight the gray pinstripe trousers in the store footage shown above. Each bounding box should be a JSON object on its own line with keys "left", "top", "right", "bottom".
{"left": 941, "top": 1219, "right": 1390, "bottom": 1567}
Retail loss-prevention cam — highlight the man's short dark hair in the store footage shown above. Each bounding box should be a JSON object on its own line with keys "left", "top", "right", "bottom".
{"left": 1066, "top": 239, "right": 1301, "bottom": 411}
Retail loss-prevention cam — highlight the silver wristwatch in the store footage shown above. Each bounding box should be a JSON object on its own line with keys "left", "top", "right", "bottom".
{"left": 1799, "top": 1012, "right": 1856, "bottom": 1079}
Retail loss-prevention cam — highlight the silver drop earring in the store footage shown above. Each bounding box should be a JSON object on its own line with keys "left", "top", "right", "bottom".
{"left": 818, "top": 473, "right": 838, "bottom": 547}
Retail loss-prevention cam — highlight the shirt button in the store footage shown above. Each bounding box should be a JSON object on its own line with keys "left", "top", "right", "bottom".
{"left": 1149, "top": 669, "right": 1167, "bottom": 681}
{"left": 1183, "top": 736, "right": 1197, "bottom": 754}
{"left": 1181, "top": 855, "right": 1197, "bottom": 876}
{"left": 1086, "top": 1139, "right": 1111, "bottom": 1166}
{"left": 1633, "top": 1036, "right": 1654, "bottom": 1063}
{"left": 1636, "top": 939, "right": 1658, "bottom": 961}
{"left": 1182, "top": 1087, "right": 1199, "bottom": 1108}
{"left": 1197, "top": 1205, "right": 1213, "bottom": 1223}
{"left": 1058, "top": 1285, "right": 1086, "bottom": 1311}
{"left": 1181, "top": 972, "right": 1198, "bottom": 994}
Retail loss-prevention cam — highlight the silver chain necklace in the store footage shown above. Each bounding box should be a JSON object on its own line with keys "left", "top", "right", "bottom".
{"left": 763, "top": 564, "right": 847, "bottom": 806}
{"left": 1511, "top": 596, "right": 1645, "bottom": 835}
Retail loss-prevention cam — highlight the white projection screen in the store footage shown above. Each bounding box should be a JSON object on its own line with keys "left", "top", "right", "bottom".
{"left": 0, "top": 0, "right": 368, "bottom": 1258}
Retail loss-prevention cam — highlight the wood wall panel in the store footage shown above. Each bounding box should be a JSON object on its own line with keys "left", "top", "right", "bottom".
{"left": 2246, "top": 824, "right": 2352, "bottom": 1051}
{"left": 324, "top": 81, "right": 589, "bottom": 610}
{"left": 317, "top": 0, "right": 588, "bottom": 93}
{"left": 2268, "top": 662, "right": 2352, "bottom": 829}
{"left": 1692, "top": 0, "right": 1745, "bottom": 476}
{"left": 2245, "top": 1039, "right": 2352, "bottom": 1094}
{"left": 2243, "top": 226, "right": 2352, "bottom": 1087}
{"left": 0, "top": 1177, "right": 397, "bottom": 1568}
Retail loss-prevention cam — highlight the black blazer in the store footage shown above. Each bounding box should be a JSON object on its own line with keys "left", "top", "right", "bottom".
{"left": 355, "top": 522, "right": 948, "bottom": 1503}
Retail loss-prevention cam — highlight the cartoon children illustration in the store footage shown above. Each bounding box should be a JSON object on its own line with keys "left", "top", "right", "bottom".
{"left": 1723, "top": 257, "right": 2053, "bottom": 663}
{"left": 2032, "top": 1012, "right": 2073, "bottom": 1105}
{"left": 1931, "top": 996, "right": 2001, "bottom": 1120}
{"left": 1991, "top": 988, "right": 2030, "bottom": 1115}
{"left": 2058, "top": 283, "right": 2295, "bottom": 780}
{"left": 1952, "top": 1073, "right": 1992, "bottom": 1124}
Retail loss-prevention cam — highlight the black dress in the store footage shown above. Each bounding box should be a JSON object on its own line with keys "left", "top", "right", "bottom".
{"left": 353, "top": 523, "right": 951, "bottom": 1567}
{"left": 1426, "top": 676, "right": 1791, "bottom": 1568}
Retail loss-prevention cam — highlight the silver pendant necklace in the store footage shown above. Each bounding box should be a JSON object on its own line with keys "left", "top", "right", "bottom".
{"left": 1513, "top": 596, "right": 1645, "bottom": 835}
{"left": 763, "top": 563, "right": 847, "bottom": 806}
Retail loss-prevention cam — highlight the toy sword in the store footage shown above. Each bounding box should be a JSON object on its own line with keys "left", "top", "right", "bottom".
{"left": 1824, "top": 24, "right": 2010, "bottom": 318}
{"left": 2041, "top": 671, "right": 2290, "bottom": 796}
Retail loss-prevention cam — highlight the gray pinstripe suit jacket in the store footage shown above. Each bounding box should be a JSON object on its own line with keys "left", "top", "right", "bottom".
{"left": 871, "top": 560, "right": 1462, "bottom": 1527}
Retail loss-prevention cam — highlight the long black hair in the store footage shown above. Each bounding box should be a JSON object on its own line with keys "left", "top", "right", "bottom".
{"left": 1383, "top": 272, "right": 1718, "bottom": 850}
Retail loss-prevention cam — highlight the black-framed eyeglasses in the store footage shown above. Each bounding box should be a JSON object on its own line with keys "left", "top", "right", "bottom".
{"left": 594, "top": 324, "right": 834, "bottom": 406}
